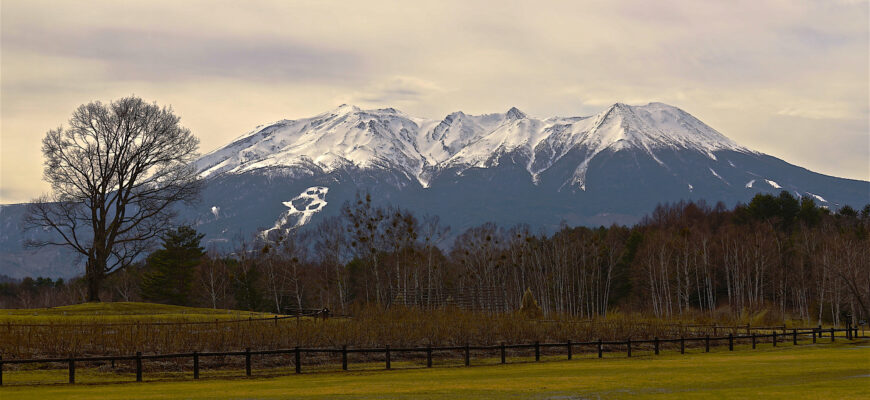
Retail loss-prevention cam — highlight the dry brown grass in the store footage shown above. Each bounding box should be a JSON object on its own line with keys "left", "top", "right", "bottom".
{"left": 0, "top": 302, "right": 799, "bottom": 360}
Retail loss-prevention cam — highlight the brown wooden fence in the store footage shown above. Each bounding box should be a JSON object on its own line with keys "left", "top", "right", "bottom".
{"left": 0, "top": 326, "right": 861, "bottom": 386}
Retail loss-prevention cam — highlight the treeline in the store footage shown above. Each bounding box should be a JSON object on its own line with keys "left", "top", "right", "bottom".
{"left": 2, "top": 192, "right": 868, "bottom": 326}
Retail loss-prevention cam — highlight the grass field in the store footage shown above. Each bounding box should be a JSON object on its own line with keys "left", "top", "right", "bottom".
{"left": 2, "top": 339, "right": 867, "bottom": 399}
{"left": 0, "top": 302, "right": 274, "bottom": 324}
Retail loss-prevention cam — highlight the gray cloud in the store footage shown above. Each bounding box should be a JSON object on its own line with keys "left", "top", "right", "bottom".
{"left": 341, "top": 77, "right": 445, "bottom": 104}
{"left": 2, "top": 28, "right": 367, "bottom": 83}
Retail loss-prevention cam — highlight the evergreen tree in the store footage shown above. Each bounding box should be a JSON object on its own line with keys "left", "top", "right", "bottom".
{"left": 140, "top": 226, "right": 204, "bottom": 305}
{"left": 231, "top": 258, "right": 265, "bottom": 311}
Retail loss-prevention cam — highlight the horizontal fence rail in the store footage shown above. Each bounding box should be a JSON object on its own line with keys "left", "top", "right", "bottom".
{"left": 0, "top": 327, "right": 861, "bottom": 386}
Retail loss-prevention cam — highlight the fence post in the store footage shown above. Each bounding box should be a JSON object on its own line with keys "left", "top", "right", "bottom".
{"left": 500, "top": 342, "right": 506, "bottom": 364}
{"left": 847, "top": 325, "right": 852, "bottom": 340}
{"left": 68, "top": 357, "right": 75, "bottom": 384}
{"left": 385, "top": 345, "right": 391, "bottom": 370}
{"left": 136, "top": 352, "right": 142, "bottom": 382}
{"left": 705, "top": 335, "right": 709, "bottom": 353}
{"left": 294, "top": 347, "right": 301, "bottom": 374}
{"left": 567, "top": 340, "right": 572, "bottom": 360}
{"left": 751, "top": 333, "right": 756, "bottom": 349}
{"left": 627, "top": 339, "right": 632, "bottom": 357}
{"left": 111, "top": 358, "right": 115, "bottom": 369}
{"left": 773, "top": 331, "right": 777, "bottom": 347}
{"left": 193, "top": 352, "right": 199, "bottom": 379}
{"left": 426, "top": 345, "right": 432, "bottom": 368}
{"left": 728, "top": 334, "right": 733, "bottom": 351}
{"left": 793, "top": 329, "right": 797, "bottom": 345}
{"left": 713, "top": 325, "right": 717, "bottom": 336}
{"left": 274, "top": 315, "right": 278, "bottom": 326}
{"left": 598, "top": 339, "right": 603, "bottom": 358}
{"left": 465, "top": 344, "right": 470, "bottom": 367}
{"left": 680, "top": 337, "right": 685, "bottom": 354}
{"left": 831, "top": 328, "right": 835, "bottom": 342}
{"left": 342, "top": 345, "right": 348, "bottom": 371}
{"left": 534, "top": 341, "right": 540, "bottom": 362}
{"left": 246, "top": 348, "right": 252, "bottom": 376}
{"left": 812, "top": 329, "right": 816, "bottom": 343}
{"left": 654, "top": 337, "right": 659, "bottom": 355}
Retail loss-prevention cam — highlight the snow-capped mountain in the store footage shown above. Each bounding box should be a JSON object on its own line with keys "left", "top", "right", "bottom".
{"left": 196, "top": 102, "right": 749, "bottom": 189}
{"left": 184, "top": 101, "right": 867, "bottom": 247}
{"left": 2, "top": 102, "right": 868, "bottom": 279}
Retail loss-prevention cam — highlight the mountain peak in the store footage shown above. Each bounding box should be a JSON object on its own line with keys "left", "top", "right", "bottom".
{"left": 644, "top": 101, "right": 677, "bottom": 108}
{"left": 376, "top": 107, "right": 403, "bottom": 115}
{"left": 505, "top": 107, "right": 526, "bottom": 120}
{"left": 331, "top": 104, "right": 361, "bottom": 114}
{"left": 609, "top": 102, "right": 631, "bottom": 111}
{"left": 589, "top": 101, "right": 745, "bottom": 158}
{"left": 609, "top": 102, "right": 682, "bottom": 113}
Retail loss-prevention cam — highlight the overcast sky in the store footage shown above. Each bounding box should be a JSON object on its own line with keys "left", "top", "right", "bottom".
{"left": 1, "top": 0, "right": 868, "bottom": 203}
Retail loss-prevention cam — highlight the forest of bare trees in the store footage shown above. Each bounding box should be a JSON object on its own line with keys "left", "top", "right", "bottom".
{"left": 3, "top": 191, "right": 868, "bottom": 326}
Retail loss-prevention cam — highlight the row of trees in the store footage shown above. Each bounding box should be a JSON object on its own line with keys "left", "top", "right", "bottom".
{"left": 5, "top": 191, "right": 869, "bottom": 326}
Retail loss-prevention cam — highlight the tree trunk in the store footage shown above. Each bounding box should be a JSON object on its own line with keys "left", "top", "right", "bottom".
{"left": 85, "top": 259, "right": 103, "bottom": 302}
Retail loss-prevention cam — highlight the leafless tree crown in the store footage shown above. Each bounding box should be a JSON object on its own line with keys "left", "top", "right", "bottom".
{"left": 25, "top": 96, "right": 202, "bottom": 285}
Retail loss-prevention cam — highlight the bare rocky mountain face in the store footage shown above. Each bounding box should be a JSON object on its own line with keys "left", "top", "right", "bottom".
{"left": 3, "top": 102, "right": 868, "bottom": 278}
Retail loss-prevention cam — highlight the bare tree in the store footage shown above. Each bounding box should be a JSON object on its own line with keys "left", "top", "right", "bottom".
{"left": 196, "top": 250, "right": 232, "bottom": 309}
{"left": 343, "top": 192, "right": 386, "bottom": 304}
{"left": 313, "top": 215, "right": 349, "bottom": 311}
{"left": 421, "top": 215, "right": 450, "bottom": 308}
{"left": 24, "top": 96, "right": 201, "bottom": 301}
{"left": 107, "top": 265, "right": 141, "bottom": 302}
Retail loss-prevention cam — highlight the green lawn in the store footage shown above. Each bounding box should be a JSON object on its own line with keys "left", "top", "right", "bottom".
{"left": 2, "top": 339, "right": 867, "bottom": 399}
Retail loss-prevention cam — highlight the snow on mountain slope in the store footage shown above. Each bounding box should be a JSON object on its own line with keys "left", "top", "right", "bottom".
{"left": 563, "top": 102, "right": 750, "bottom": 189}
{"left": 260, "top": 186, "right": 329, "bottom": 239}
{"left": 196, "top": 105, "right": 426, "bottom": 181}
{"left": 420, "top": 110, "right": 507, "bottom": 163}
{"left": 196, "top": 102, "right": 755, "bottom": 190}
{"left": 441, "top": 108, "right": 550, "bottom": 169}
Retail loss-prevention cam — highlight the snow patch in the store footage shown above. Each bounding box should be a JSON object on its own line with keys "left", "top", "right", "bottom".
{"left": 745, "top": 179, "right": 755, "bottom": 188}
{"left": 808, "top": 192, "right": 828, "bottom": 203}
{"left": 764, "top": 179, "right": 782, "bottom": 189}
{"left": 709, "top": 168, "right": 729, "bottom": 184}
{"left": 210, "top": 206, "right": 220, "bottom": 218}
{"left": 688, "top": 183, "right": 694, "bottom": 192}
{"left": 260, "top": 186, "right": 329, "bottom": 239}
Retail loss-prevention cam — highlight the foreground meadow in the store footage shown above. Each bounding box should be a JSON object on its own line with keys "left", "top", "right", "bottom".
{"left": 2, "top": 339, "right": 867, "bottom": 399}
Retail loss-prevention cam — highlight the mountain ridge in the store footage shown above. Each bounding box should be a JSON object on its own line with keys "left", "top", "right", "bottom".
{"left": 195, "top": 102, "right": 753, "bottom": 191}
{"left": 1, "top": 102, "right": 867, "bottom": 279}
